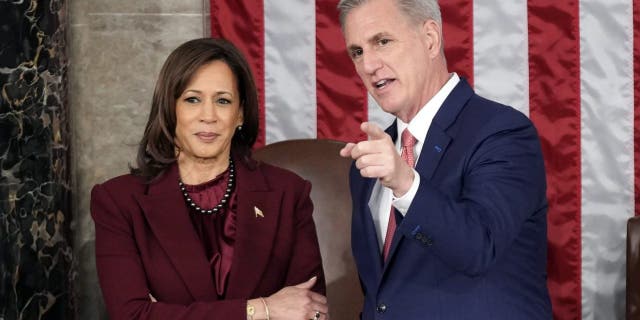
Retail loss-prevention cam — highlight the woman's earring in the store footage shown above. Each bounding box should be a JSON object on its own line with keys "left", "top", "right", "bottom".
{"left": 235, "top": 125, "right": 244, "bottom": 141}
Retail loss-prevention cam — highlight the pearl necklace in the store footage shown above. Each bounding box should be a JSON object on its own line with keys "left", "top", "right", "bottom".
{"left": 178, "top": 157, "right": 235, "bottom": 215}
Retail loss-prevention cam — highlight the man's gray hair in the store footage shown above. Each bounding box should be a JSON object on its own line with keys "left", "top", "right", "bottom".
{"left": 337, "top": 0, "right": 442, "bottom": 30}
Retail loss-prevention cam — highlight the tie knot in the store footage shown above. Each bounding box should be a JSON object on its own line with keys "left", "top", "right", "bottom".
{"left": 401, "top": 128, "right": 417, "bottom": 148}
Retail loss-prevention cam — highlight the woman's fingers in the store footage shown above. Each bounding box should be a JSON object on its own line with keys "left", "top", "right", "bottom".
{"left": 265, "top": 282, "right": 329, "bottom": 320}
{"left": 308, "top": 291, "right": 327, "bottom": 304}
{"left": 293, "top": 276, "right": 317, "bottom": 289}
{"left": 308, "top": 301, "right": 329, "bottom": 314}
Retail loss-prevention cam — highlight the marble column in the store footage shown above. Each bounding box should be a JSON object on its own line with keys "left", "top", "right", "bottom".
{"left": 0, "top": 0, "right": 76, "bottom": 319}
{"left": 68, "top": 0, "right": 208, "bottom": 318}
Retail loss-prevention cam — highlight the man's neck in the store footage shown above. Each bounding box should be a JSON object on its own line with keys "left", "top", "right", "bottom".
{"left": 396, "top": 71, "right": 452, "bottom": 123}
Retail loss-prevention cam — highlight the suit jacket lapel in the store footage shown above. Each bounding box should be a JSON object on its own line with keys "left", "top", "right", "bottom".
{"left": 353, "top": 124, "right": 401, "bottom": 280}
{"left": 414, "top": 124, "right": 451, "bottom": 181}
{"left": 135, "top": 164, "right": 216, "bottom": 301}
{"left": 384, "top": 78, "right": 474, "bottom": 267}
{"left": 356, "top": 174, "right": 383, "bottom": 282}
{"left": 225, "top": 160, "right": 278, "bottom": 299}
{"left": 382, "top": 123, "right": 407, "bottom": 273}
{"left": 412, "top": 79, "right": 474, "bottom": 181}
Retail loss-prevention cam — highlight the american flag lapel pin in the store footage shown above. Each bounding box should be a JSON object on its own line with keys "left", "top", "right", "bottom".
{"left": 254, "top": 206, "right": 264, "bottom": 218}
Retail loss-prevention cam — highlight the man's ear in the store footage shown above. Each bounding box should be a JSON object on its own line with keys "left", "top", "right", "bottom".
{"left": 422, "top": 19, "right": 442, "bottom": 58}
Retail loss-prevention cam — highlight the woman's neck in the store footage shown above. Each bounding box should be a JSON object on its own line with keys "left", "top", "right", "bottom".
{"left": 177, "top": 154, "right": 230, "bottom": 185}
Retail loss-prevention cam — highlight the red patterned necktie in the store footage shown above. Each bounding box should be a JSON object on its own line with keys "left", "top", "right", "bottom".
{"left": 383, "top": 128, "right": 417, "bottom": 260}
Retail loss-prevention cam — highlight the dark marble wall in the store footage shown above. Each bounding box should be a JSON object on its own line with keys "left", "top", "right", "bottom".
{"left": 0, "top": 0, "right": 76, "bottom": 319}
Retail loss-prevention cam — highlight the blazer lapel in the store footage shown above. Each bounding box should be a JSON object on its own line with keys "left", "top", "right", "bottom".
{"left": 381, "top": 123, "right": 407, "bottom": 274}
{"left": 414, "top": 78, "right": 473, "bottom": 181}
{"left": 351, "top": 124, "right": 399, "bottom": 283}
{"left": 384, "top": 78, "right": 474, "bottom": 267}
{"left": 225, "top": 160, "right": 278, "bottom": 299}
{"left": 135, "top": 164, "right": 216, "bottom": 301}
{"left": 414, "top": 125, "right": 451, "bottom": 181}
{"left": 356, "top": 175, "right": 384, "bottom": 283}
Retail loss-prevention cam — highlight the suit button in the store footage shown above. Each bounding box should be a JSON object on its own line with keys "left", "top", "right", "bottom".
{"left": 376, "top": 303, "right": 387, "bottom": 313}
{"left": 415, "top": 233, "right": 423, "bottom": 240}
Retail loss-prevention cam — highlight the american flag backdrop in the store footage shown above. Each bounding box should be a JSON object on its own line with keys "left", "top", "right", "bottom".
{"left": 210, "top": 1, "right": 640, "bottom": 319}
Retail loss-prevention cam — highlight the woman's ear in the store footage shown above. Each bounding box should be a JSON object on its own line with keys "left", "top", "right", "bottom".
{"left": 237, "top": 105, "right": 244, "bottom": 127}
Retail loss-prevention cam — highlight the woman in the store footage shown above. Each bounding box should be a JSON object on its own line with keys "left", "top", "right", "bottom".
{"left": 91, "top": 38, "right": 328, "bottom": 320}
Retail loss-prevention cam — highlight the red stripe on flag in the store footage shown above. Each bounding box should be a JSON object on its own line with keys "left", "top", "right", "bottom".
{"left": 210, "top": 0, "right": 266, "bottom": 148}
{"left": 315, "top": 3, "right": 367, "bottom": 142}
{"left": 634, "top": 0, "right": 640, "bottom": 216}
{"left": 528, "top": 2, "right": 582, "bottom": 319}
{"left": 440, "top": 0, "right": 474, "bottom": 86}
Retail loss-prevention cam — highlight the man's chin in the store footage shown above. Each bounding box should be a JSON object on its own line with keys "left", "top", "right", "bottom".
{"left": 378, "top": 103, "right": 402, "bottom": 116}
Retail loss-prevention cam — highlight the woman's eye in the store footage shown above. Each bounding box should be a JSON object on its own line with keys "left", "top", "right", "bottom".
{"left": 217, "top": 98, "right": 231, "bottom": 105}
{"left": 184, "top": 97, "right": 200, "bottom": 104}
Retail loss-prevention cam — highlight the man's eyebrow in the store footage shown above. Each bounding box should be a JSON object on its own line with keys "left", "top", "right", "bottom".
{"left": 347, "top": 44, "right": 361, "bottom": 52}
{"left": 370, "top": 32, "right": 390, "bottom": 43}
{"left": 346, "top": 32, "right": 390, "bottom": 53}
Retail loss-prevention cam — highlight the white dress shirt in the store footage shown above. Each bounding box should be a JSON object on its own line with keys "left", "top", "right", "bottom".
{"left": 368, "top": 73, "right": 460, "bottom": 251}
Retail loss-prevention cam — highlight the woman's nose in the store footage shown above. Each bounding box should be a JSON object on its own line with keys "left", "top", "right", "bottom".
{"left": 200, "top": 101, "right": 217, "bottom": 123}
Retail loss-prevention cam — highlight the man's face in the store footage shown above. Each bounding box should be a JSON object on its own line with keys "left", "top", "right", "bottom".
{"left": 344, "top": 0, "right": 437, "bottom": 120}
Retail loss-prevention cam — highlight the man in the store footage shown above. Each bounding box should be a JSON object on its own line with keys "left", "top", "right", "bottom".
{"left": 337, "top": 0, "right": 552, "bottom": 318}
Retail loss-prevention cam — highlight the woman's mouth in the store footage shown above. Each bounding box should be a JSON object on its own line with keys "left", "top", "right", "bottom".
{"left": 195, "top": 132, "right": 219, "bottom": 142}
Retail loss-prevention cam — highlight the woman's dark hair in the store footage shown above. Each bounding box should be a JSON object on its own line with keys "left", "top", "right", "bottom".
{"left": 131, "top": 38, "right": 259, "bottom": 180}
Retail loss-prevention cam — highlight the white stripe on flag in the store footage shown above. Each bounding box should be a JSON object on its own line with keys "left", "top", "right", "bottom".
{"left": 473, "top": 0, "right": 529, "bottom": 116}
{"left": 264, "top": 0, "right": 316, "bottom": 143}
{"left": 368, "top": 93, "right": 395, "bottom": 131}
{"left": 580, "top": 0, "right": 634, "bottom": 318}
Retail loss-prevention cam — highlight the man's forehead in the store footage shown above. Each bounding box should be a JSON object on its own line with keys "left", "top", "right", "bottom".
{"left": 343, "top": 1, "right": 403, "bottom": 41}
{"left": 346, "top": 21, "right": 394, "bottom": 47}
{"left": 344, "top": 14, "right": 387, "bottom": 45}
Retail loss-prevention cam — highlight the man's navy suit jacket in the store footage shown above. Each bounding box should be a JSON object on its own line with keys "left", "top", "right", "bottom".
{"left": 350, "top": 79, "right": 552, "bottom": 319}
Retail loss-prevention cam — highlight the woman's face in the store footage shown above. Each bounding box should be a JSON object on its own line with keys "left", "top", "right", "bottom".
{"left": 174, "top": 60, "right": 243, "bottom": 167}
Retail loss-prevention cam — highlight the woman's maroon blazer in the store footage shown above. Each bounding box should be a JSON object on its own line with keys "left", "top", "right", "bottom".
{"left": 91, "top": 158, "right": 325, "bottom": 319}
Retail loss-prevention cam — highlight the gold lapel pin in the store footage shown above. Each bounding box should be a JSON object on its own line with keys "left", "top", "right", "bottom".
{"left": 254, "top": 206, "right": 264, "bottom": 218}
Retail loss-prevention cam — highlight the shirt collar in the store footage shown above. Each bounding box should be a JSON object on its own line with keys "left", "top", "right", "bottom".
{"left": 397, "top": 73, "right": 460, "bottom": 144}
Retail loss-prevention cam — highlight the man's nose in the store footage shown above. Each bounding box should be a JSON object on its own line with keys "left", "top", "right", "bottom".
{"left": 362, "top": 51, "right": 382, "bottom": 75}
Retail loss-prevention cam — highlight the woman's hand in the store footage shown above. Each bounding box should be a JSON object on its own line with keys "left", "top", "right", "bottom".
{"left": 264, "top": 276, "right": 329, "bottom": 320}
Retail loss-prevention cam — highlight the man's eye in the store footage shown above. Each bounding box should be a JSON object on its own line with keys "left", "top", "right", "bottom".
{"left": 184, "top": 97, "right": 200, "bottom": 103}
{"left": 351, "top": 48, "right": 363, "bottom": 59}
{"left": 378, "top": 39, "right": 390, "bottom": 46}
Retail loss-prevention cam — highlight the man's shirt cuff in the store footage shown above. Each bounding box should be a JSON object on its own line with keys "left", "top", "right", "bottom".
{"left": 392, "top": 169, "right": 420, "bottom": 216}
